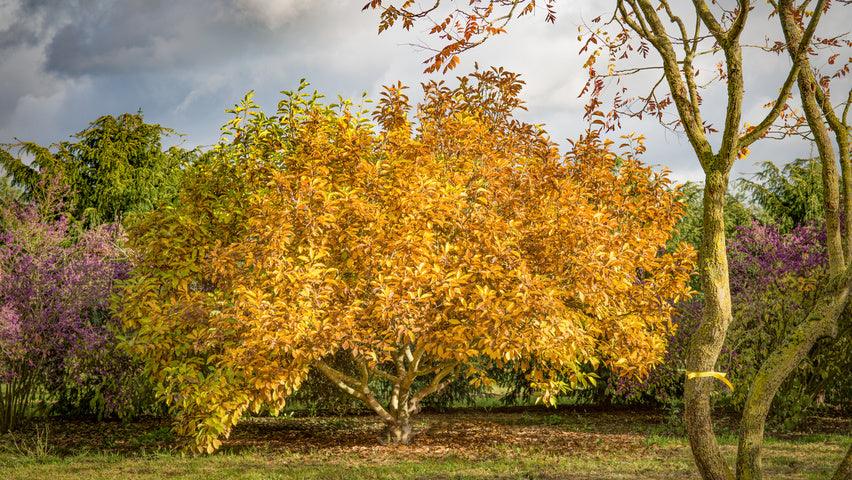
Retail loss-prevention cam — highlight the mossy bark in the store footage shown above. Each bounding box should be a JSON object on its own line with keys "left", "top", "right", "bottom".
{"left": 736, "top": 3, "right": 849, "bottom": 478}
{"left": 736, "top": 271, "right": 850, "bottom": 479}
{"left": 684, "top": 167, "right": 736, "bottom": 480}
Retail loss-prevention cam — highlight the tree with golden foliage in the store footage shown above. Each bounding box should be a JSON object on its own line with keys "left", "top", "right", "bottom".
{"left": 361, "top": 2, "right": 851, "bottom": 478}
{"left": 117, "top": 69, "right": 694, "bottom": 451}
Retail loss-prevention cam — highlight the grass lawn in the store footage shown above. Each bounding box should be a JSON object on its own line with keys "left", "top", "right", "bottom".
{"left": 0, "top": 408, "right": 848, "bottom": 479}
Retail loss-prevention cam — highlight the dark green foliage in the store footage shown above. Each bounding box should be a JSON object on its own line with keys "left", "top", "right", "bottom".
{"left": 0, "top": 148, "right": 42, "bottom": 194}
{"left": 287, "top": 353, "right": 487, "bottom": 416}
{"left": 51, "top": 341, "right": 164, "bottom": 421}
{"left": 805, "top": 328, "right": 852, "bottom": 416}
{"left": 738, "top": 158, "right": 824, "bottom": 231}
{"left": 1, "top": 113, "right": 192, "bottom": 225}
{"left": 417, "top": 372, "right": 489, "bottom": 411}
{"left": 0, "top": 175, "right": 20, "bottom": 208}
{"left": 288, "top": 353, "right": 370, "bottom": 416}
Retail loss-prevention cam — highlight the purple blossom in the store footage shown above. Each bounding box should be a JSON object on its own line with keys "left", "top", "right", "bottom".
{"left": 0, "top": 305, "right": 23, "bottom": 366}
{"left": 607, "top": 221, "right": 827, "bottom": 407}
{"left": 728, "top": 221, "right": 826, "bottom": 297}
{"left": 0, "top": 200, "right": 133, "bottom": 423}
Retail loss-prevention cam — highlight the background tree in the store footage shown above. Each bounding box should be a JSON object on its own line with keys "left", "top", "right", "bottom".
{"left": 0, "top": 176, "right": 19, "bottom": 207}
{"left": 363, "top": 1, "right": 849, "bottom": 478}
{"left": 738, "top": 158, "right": 824, "bottom": 232}
{"left": 737, "top": 5, "right": 851, "bottom": 479}
{"left": 1, "top": 113, "right": 192, "bottom": 225}
{"left": 117, "top": 71, "right": 694, "bottom": 452}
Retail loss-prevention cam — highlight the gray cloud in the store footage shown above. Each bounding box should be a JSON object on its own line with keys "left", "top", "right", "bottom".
{"left": 45, "top": 1, "right": 252, "bottom": 76}
{"left": 0, "top": 0, "right": 849, "bottom": 184}
{"left": 0, "top": 20, "right": 40, "bottom": 51}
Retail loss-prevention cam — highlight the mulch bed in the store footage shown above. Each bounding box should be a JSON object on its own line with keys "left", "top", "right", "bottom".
{"left": 1, "top": 407, "right": 847, "bottom": 459}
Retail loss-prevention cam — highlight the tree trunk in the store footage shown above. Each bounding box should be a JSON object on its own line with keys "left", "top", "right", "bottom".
{"left": 384, "top": 408, "right": 413, "bottom": 444}
{"left": 831, "top": 444, "right": 852, "bottom": 480}
{"left": 736, "top": 272, "right": 850, "bottom": 479}
{"left": 1, "top": 367, "right": 37, "bottom": 433}
{"left": 736, "top": 5, "right": 850, "bottom": 478}
{"left": 684, "top": 166, "right": 736, "bottom": 480}
{"left": 315, "top": 357, "right": 455, "bottom": 445}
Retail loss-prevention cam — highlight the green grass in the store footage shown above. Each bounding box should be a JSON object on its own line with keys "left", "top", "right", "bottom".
{"left": 0, "top": 410, "right": 848, "bottom": 479}
{"left": 0, "top": 453, "right": 687, "bottom": 479}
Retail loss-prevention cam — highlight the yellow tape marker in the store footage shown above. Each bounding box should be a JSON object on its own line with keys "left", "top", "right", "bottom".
{"left": 686, "top": 371, "right": 734, "bottom": 391}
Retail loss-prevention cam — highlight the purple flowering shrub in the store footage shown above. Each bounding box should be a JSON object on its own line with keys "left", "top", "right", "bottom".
{"left": 721, "top": 222, "right": 828, "bottom": 415}
{"left": 603, "top": 221, "right": 843, "bottom": 426}
{"left": 0, "top": 199, "right": 153, "bottom": 431}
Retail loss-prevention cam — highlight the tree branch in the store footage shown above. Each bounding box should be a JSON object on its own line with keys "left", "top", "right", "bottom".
{"left": 728, "top": 1, "right": 750, "bottom": 42}
{"left": 632, "top": 0, "right": 714, "bottom": 164}
{"left": 691, "top": 0, "right": 727, "bottom": 44}
{"left": 409, "top": 363, "right": 457, "bottom": 413}
{"left": 738, "top": 0, "right": 827, "bottom": 149}
{"left": 314, "top": 359, "right": 395, "bottom": 424}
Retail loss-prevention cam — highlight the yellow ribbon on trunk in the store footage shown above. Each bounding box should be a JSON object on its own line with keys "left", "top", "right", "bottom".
{"left": 686, "top": 371, "right": 734, "bottom": 391}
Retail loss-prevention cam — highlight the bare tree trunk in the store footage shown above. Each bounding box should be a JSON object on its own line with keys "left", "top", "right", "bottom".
{"left": 315, "top": 356, "right": 455, "bottom": 445}
{"left": 1, "top": 365, "right": 38, "bottom": 433}
{"left": 684, "top": 166, "right": 736, "bottom": 480}
{"left": 831, "top": 444, "right": 852, "bottom": 480}
{"left": 736, "top": 272, "right": 850, "bottom": 479}
{"left": 736, "top": 3, "right": 849, "bottom": 477}
{"left": 384, "top": 404, "right": 413, "bottom": 444}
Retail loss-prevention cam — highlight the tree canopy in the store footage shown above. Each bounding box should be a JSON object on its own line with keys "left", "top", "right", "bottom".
{"left": 359, "top": 2, "right": 851, "bottom": 478}
{"left": 0, "top": 113, "right": 191, "bottom": 225}
{"left": 117, "top": 70, "right": 694, "bottom": 451}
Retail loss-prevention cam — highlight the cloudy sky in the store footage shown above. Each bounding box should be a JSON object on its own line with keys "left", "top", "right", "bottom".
{"left": 1, "top": 0, "right": 849, "bottom": 183}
